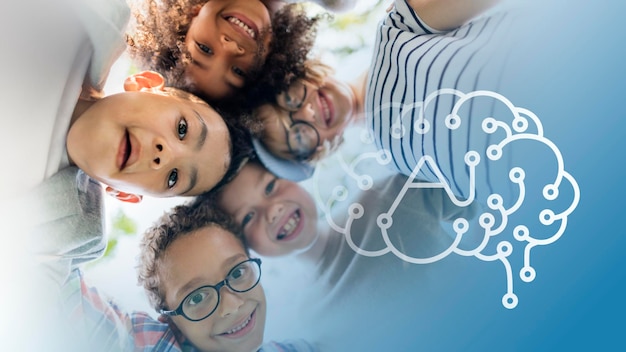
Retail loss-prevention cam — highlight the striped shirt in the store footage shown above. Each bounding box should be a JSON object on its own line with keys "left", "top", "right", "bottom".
{"left": 366, "top": 0, "right": 519, "bottom": 204}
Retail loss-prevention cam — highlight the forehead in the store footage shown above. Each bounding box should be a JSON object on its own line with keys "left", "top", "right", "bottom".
{"left": 257, "top": 104, "right": 288, "bottom": 125}
{"left": 184, "top": 63, "right": 237, "bottom": 101}
{"left": 160, "top": 226, "right": 246, "bottom": 291}
{"left": 181, "top": 101, "right": 231, "bottom": 196}
{"left": 218, "top": 163, "right": 267, "bottom": 204}
{"left": 257, "top": 106, "right": 293, "bottom": 158}
{"left": 163, "top": 226, "right": 244, "bottom": 267}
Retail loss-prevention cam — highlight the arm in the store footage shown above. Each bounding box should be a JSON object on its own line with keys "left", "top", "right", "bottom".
{"left": 406, "top": 0, "right": 501, "bottom": 31}
{"left": 62, "top": 268, "right": 183, "bottom": 351}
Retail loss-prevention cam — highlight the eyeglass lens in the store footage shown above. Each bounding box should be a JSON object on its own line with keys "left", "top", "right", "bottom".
{"left": 280, "top": 80, "right": 307, "bottom": 111}
{"left": 181, "top": 259, "right": 261, "bottom": 321}
{"left": 288, "top": 122, "right": 319, "bottom": 157}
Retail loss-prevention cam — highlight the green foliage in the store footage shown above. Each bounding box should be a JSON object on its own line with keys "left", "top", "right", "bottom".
{"left": 87, "top": 209, "right": 137, "bottom": 267}
{"left": 111, "top": 209, "right": 137, "bottom": 236}
{"left": 102, "top": 238, "right": 119, "bottom": 259}
{"left": 316, "top": 0, "right": 387, "bottom": 59}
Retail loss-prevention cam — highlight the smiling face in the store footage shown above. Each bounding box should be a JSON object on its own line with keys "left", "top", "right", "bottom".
{"left": 160, "top": 225, "right": 266, "bottom": 352}
{"left": 66, "top": 91, "right": 231, "bottom": 197}
{"left": 259, "top": 77, "right": 356, "bottom": 161}
{"left": 217, "top": 161, "right": 318, "bottom": 257}
{"left": 184, "top": 0, "right": 273, "bottom": 100}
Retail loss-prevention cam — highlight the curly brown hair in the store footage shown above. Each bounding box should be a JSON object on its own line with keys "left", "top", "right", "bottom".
{"left": 126, "top": 0, "right": 322, "bottom": 111}
{"left": 236, "top": 5, "right": 326, "bottom": 110}
{"left": 126, "top": 0, "right": 199, "bottom": 82}
{"left": 137, "top": 201, "right": 246, "bottom": 312}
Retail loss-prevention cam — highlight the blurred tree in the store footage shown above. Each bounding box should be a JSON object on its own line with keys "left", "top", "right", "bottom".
{"left": 87, "top": 208, "right": 137, "bottom": 267}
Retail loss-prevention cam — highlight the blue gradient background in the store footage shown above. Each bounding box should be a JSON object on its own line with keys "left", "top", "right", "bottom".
{"left": 263, "top": 1, "right": 626, "bottom": 351}
{"left": 390, "top": 1, "right": 626, "bottom": 349}
{"left": 25, "top": 1, "right": 623, "bottom": 351}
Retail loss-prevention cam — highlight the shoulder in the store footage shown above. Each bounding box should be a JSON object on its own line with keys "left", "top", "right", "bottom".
{"left": 384, "top": 0, "right": 440, "bottom": 36}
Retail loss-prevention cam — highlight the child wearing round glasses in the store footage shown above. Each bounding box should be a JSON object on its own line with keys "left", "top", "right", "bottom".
{"left": 137, "top": 202, "right": 266, "bottom": 351}
{"left": 250, "top": 0, "right": 557, "bottom": 208}
{"left": 251, "top": 59, "right": 366, "bottom": 172}
{"left": 60, "top": 201, "right": 316, "bottom": 351}
{"left": 251, "top": 1, "right": 511, "bottom": 175}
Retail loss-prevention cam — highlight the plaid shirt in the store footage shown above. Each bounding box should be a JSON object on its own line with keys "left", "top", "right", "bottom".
{"left": 61, "top": 268, "right": 193, "bottom": 351}
{"left": 61, "top": 269, "right": 317, "bottom": 352}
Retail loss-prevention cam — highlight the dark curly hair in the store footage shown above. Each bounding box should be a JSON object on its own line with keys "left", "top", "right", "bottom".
{"left": 126, "top": 0, "right": 197, "bottom": 83}
{"left": 137, "top": 201, "right": 246, "bottom": 312}
{"left": 232, "top": 5, "right": 326, "bottom": 111}
{"left": 126, "top": 0, "right": 322, "bottom": 111}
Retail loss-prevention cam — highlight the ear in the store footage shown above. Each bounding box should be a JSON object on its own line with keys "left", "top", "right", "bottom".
{"left": 105, "top": 186, "right": 143, "bottom": 203}
{"left": 123, "top": 71, "right": 166, "bottom": 93}
{"left": 157, "top": 314, "right": 170, "bottom": 324}
{"left": 190, "top": 4, "right": 203, "bottom": 17}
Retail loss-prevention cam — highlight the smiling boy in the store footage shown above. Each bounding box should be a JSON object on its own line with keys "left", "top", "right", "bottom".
{"left": 254, "top": 60, "right": 366, "bottom": 166}
{"left": 65, "top": 71, "right": 253, "bottom": 200}
{"left": 58, "top": 202, "right": 272, "bottom": 351}
{"left": 211, "top": 159, "right": 319, "bottom": 257}
{"left": 136, "top": 203, "right": 267, "bottom": 351}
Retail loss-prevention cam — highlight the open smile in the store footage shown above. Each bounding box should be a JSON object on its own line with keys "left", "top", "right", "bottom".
{"left": 117, "top": 130, "right": 140, "bottom": 171}
{"left": 276, "top": 209, "right": 303, "bottom": 241}
{"left": 117, "top": 130, "right": 132, "bottom": 170}
{"left": 218, "top": 308, "right": 257, "bottom": 339}
{"left": 224, "top": 14, "right": 259, "bottom": 41}
{"left": 318, "top": 90, "right": 334, "bottom": 128}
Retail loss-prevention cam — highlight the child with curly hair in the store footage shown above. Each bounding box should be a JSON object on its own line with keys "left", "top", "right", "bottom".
{"left": 126, "top": 0, "right": 355, "bottom": 106}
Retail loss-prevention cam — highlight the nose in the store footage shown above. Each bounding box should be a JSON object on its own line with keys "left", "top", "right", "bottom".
{"left": 221, "top": 35, "right": 244, "bottom": 55}
{"left": 293, "top": 102, "right": 318, "bottom": 125}
{"left": 265, "top": 202, "right": 284, "bottom": 224}
{"left": 151, "top": 139, "right": 172, "bottom": 170}
{"left": 218, "top": 288, "right": 245, "bottom": 318}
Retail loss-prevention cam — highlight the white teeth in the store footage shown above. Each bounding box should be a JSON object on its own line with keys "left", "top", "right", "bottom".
{"left": 228, "top": 17, "right": 256, "bottom": 39}
{"left": 278, "top": 211, "right": 300, "bottom": 240}
{"left": 320, "top": 96, "right": 330, "bottom": 125}
{"left": 225, "top": 315, "right": 252, "bottom": 335}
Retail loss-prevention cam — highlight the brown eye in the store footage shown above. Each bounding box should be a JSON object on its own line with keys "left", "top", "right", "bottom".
{"left": 242, "top": 212, "right": 254, "bottom": 228}
{"left": 233, "top": 66, "right": 246, "bottom": 78}
{"left": 265, "top": 178, "right": 277, "bottom": 195}
{"left": 196, "top": 42, "right": 213, "bottom": 55}
{"left": 167, "top": 169, "right": 178, "bottom": 188}
{"left": 178, "top": 118, "right": 188, "bottom": 140}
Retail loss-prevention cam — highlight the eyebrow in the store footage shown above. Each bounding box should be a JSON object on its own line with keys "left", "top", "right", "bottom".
{"left": 191, "top": 51, "right": 239, "bottom": 93}
{"left": 191, "top": 55, "right": 207, "bottom": 70}
{"left": 193, "top": 110, "right": 208, "bottom": 151}
{"left": 175, "top": 110, "right": 208, "bottom": 196}
{"left": 179, "top": 167, "right": 198, "bottom": 197}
